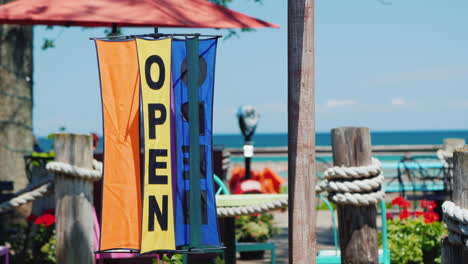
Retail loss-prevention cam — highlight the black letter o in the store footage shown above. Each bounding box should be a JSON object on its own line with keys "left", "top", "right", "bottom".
{"left": 145, "top": 55, "right": 165, "bottom": 90}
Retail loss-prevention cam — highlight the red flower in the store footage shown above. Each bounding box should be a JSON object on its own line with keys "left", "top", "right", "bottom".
{"left": 35, "top": 214, "right": 56, "bottom": 227}
{"left": 414, "top": 210, "right": 424, "bottom": 217}
{"left": 423, "top": 211, "right": 439, "bottom": 224}
{"left": 253, "top": 213, "right": 260, "bottom": 217}
{"left": 386, "top": 213, "right": 394, "bottom": 220}
{"left": 399, "top": 209, "right": 412, "bottom": 220}
{"left": 392, "top": 196, "right": 411, "bottom": 208}
{"left": 420, "top": 200, "right": 437, "bottom": 211}
{"left": 26, "top": 214, "right": 38, "bottom": 222}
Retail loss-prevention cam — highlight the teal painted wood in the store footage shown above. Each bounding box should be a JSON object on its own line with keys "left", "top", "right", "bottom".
{"left": 384, "top": 181, "right": 445, "bottom": 193}
{"left": 381, "top": 161, "right": 444, "bottom": 170}
{"left": 186, "top": 36, "right": 202, "bottom": 248}
{"left": 236, "top": 243, "right": 276, "bottom": 264}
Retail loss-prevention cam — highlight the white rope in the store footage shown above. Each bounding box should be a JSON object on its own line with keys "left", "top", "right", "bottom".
{"left": 324, "top": 158, "right": 382, "bottom": 179}
{"left": 217, "top": 198, "right": 288, "bottom": 217}
{"left": 316, "top": 174, "right": 384, "bottom": 193}
{"left": 316, "top": 158, "right": 384, "bottom": 206}
{"left": 330, "top": 190, "right": 385, "bottom": 206}
{"left": 442, "top": 201, "right": 468, "bottom": 246}
{"left": 46, "top": 160, "right": 103, "bottom": 181}
{"left": 0, "top": 181, "right": 52, "bottom": 214}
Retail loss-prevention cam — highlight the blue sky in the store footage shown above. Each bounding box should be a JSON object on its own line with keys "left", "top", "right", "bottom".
{"left": 32, "top": 0, "right": 468, "bottom": 136}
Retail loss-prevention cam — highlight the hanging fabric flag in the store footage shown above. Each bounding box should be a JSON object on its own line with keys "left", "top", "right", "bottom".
{"left": 136, "top": 38, "right": 176, "bottom": 253}
{"left": 172, "top": 38, "right": 220, "bottom": 247}
{"left": 95, "top": 39, "right": 142, "bottom": 251}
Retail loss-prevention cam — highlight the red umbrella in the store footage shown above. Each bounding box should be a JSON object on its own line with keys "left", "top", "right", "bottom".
{"left": 0, "top": 0, "right": 278, "bottom": 28}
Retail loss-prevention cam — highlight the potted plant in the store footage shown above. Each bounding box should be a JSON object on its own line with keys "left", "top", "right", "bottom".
{"left": 235, "top": 213, "right": 277, "bottom": 260}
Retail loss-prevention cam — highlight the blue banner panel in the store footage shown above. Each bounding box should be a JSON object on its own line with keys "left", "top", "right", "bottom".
{"left": 172, "top": 38, "right": 220, "bottom": 247}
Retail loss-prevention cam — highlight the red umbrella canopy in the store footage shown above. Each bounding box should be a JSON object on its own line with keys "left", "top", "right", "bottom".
{"left": 0, "top": 0, "right": 278, "bottom": 28}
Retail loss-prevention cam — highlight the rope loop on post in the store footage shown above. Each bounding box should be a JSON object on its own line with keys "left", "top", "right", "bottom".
{"left": 46, "top": 160, "right": 103, "bottom": 181}
{"left": 442, "top": 201, "right": 468, "bottom": 247}
{"left": 316, "top": 157, "right": 384, "bottom": 206}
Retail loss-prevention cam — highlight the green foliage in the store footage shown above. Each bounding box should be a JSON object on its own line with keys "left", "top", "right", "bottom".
{"left": 235, "top": 213, "right": 277, "bottom": 242}
{"left": 316, "top": 201, "right": 336, "bottom": 211}
{"left": 214, "top": 255, "right": 225, "bottom": 264}
{"left": 386, "top": 218, "right": 446, "bottom": 264}
{"left": 153, "top": 254, "right": 183, "bottom": 264}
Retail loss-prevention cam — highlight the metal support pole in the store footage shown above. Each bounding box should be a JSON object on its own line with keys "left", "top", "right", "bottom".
{"left": 186, "top": 36, "right": 202, "bottom": 248}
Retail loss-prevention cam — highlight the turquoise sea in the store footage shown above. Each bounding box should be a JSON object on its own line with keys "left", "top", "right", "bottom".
{"left": 38, "top": 130, "right": 468, "bottom": 153}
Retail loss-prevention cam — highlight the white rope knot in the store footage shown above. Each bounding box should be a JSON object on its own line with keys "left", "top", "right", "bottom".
{"left": 46, "top": 160, "right": 103, "bottom": 181}
{"left": 216, "top": 198, "right": 288, "bottom": 217}
{"left": 442, "top": 201, "right": 468, "bottom": 247}
{"left": 316, "top": 158, "right": 384, "bottom": 206}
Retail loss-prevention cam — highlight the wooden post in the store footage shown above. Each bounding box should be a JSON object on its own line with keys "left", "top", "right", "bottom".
{"left": 287, "top": 0, "right": 316, "bottom": 263}
{"left": 54, "top": 134, "right": 94, "bottom": 264}
{"left": 442, "top": 148, "right": 468, "bottom": 263}
{"left": 331, "top": 127, "right": 378, "bottom": 264}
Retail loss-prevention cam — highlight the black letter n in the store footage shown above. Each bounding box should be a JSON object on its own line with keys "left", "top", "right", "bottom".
{"left": 148, "top": 195, "right": 168, "bottom": 231}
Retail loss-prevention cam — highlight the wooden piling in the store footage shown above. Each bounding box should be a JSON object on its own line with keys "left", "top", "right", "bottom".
{"left": 54, "top": 134, "right": 94, "bottom": 264}
{"left": 442, "top": 148, "right": 468, "bottom": 263}
{"left": 287, "top": 0, "right": 316, "bottom": 263}
{"left": 331, "top": 127, "right": 378, "bottom": 264}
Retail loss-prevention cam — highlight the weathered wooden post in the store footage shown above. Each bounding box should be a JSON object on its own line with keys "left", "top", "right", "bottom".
{"left": 442, "top": 148, "right": 468, "bottom": 263}
{"left": 288, "top": 0, "right": 316, "bottom": 263}
{"left": 332, "top": 127, "right": 378, "bottom": 264}
{"left": 54, "top": 134, "right": 94, "bottom": 264}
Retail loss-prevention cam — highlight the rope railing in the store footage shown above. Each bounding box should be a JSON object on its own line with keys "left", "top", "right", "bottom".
{"left": 0, "top": 180, "right": 52, "bottom": 213}
{"left": 0, "top": 159, "right": 103, "bottom": 214}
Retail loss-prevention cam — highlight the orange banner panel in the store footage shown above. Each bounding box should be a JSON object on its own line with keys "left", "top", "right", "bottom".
{"left": 95, "top": 39, "right": 142, "bottom": 251}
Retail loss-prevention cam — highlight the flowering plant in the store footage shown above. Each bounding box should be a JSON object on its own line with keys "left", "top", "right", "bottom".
{"left": 385, "top": 197, "right": 446, "bottom": 264}
{"left": 235, "top": 213, "right": 278, "bottom": 243}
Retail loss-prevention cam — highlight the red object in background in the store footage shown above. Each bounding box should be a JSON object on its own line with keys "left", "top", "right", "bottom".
{"left": 414, "top": 211, "right": 424, "bottom": 217}
{"left": 423, "top": 211, "right": 439, "bottom": 223}
{"left": 35, "top": 213, "right": 56, "bottom": 227}
{"left": 234, "top": 179, "right": 263, "bottom": 194}
{"left": 26, "top": 214, "right": 38, "bottom": 222}
{"left": 392, "top": 196, "right": 412, "bottom": 208}
{"left": 229, "top": 166, "right": 284, "bottom": 194}
{"left": 398, "top": 209, "right": 411, "bottom": 220}
{"left": 0, "top": 0, "right": 278, "bottom": 29}
{"left": 420, "top": 199, "right": 437, "bottom": 211}
{"left": 385, "top": 213, "right": 394, "bottom": 220}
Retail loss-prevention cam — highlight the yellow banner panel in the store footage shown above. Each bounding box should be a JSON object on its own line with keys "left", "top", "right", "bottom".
{"left": 136, "top": 38, "right": 175, "bottom": 253}
{"left": 95, "top": 39, "right": 142, "bottom": 251}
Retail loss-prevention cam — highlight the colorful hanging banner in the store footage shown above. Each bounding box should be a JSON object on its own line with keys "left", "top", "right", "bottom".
{"left": 136, "top": 38, "right": 176, "bottom": 253}
{"left": 95, "top": 39, "right": 142, "bottom": 251}
{"left": 172, "top": 38, "right": 220, "bottom": 247}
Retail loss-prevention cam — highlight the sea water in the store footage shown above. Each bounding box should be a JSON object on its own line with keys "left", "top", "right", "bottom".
{"left": 37, "top": 130, "right": 468, "bottom": 154}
